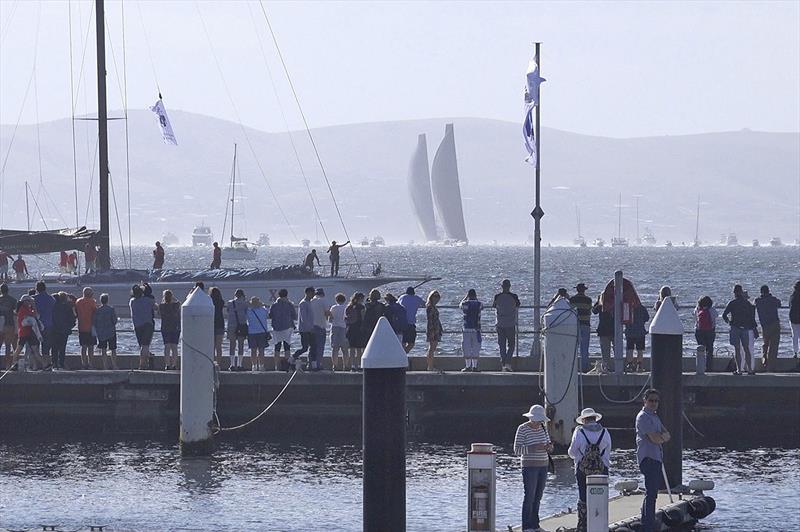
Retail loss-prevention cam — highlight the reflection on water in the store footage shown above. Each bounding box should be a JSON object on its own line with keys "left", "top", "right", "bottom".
{"left": 0, "top": 438, "right": 798, "bottom": 531}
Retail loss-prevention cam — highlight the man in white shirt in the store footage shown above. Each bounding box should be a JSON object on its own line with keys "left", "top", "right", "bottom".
{"left": 309, "top": 288, "right": 330, "bottom": 371}
{"left": 329, "top": 293, "right": 349, "bottom": 371}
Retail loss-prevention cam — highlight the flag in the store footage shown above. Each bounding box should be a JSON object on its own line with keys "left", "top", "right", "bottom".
{"left": 524, "top": 55, "right": 545, "bottom": 107}
{"left": 523, "top": 103, "right": 536, "bottom": 165}
{"left": 150, "top": 98, "right": 178, "bottom": 145}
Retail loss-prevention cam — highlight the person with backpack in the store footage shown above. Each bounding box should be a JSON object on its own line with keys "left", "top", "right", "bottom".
{"left": 693, "top": 296, "right": 717, "bottom": 371}
{"left": 568, "top": 407, "right": 612, "bottom": 532}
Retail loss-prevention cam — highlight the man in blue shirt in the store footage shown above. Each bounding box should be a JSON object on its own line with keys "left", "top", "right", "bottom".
{"left": 636, "top": 388, "right": 671, "bottom": 532}
{"left": 33, "top": 281, "right": 55, "bottom": 368}
{"left": 398, "top": 287, "right": 425, "bottom": 354}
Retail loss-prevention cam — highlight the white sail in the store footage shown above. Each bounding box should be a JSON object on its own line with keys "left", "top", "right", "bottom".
{"left": 430, "top": 124, "right": 468, "bottom": 243}
{"left": 407, "top": 134, "right": 438, "bottom": 241}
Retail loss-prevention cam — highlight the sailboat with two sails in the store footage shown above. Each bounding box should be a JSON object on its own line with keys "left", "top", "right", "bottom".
{"left": 220, "top": 144, "right": 257, "bottom": 260}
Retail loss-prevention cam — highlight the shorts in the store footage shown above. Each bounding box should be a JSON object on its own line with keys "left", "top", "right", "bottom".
{"left": 135, "top": 323, "right": 155, "bottom": 346}
{"left": 79, "top": 331, "right": 97, "bottom": 347}
{"left": 19, "top": 335, "right": 39, "bottom": 348}
{"left": 248, "top": 333, "right": 268, "bottom": 349}
{"left": 626, "top": 336, "right": 645, "bottom": 350}
{"left": 98, "top": 335, "right": 117, "bottom": 350}
{"left": 402, "top": 324, "right": 417, "bottom": 344}
{"left": 272, "top": 328, "right": 293, "bottom": 346}
{"left": 162, "top": 330, "right": 180, "bottom": 345}
{"left": 330, "top": 326, "right": 349, "bottom": 349}
{"left": 729, "top": 326, "right": 747, "bottom": 347}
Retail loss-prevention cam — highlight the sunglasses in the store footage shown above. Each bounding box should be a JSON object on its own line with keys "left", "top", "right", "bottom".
{"left": 646, "top": 398, "right": 660, "bottom": 403}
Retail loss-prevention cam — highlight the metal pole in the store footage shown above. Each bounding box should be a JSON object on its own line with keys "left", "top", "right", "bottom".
{"left": 530, "top": 42, "right": 544, "bottom": 358}
{"left": 25, "top": 182, "right": 30, "bottom": 231}
{"left": 95, "top": 0, "right": 111, "bottom": 270}
{"left": 613, "top": 270, "right": 623, "bottom": 374}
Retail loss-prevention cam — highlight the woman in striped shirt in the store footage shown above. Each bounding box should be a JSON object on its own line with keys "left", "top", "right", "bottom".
{"left": 514, "top": 404, "right": 553, "bottom": 532}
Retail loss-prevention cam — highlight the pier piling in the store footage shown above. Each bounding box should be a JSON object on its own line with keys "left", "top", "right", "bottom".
{"left": 543, "top": 297, "right": 579, "bottom": 445}
{"left": 362, "top": 317, "right": 407, "bottom": 532}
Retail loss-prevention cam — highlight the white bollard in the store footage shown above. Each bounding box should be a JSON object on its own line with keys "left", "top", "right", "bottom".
{"left": 466, "top": 443, "right": 496, "bottom": 532}
{"left": 180, "top": 287, "right": 215, "bottom": 456}
{"left": 543, "top": 297, "right": 579, "bottom": 445}
{"left": 586, "top": 474, "right": 609, "bottom": 532}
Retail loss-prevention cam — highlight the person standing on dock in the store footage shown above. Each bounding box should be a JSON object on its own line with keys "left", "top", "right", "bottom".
{"left": 67, "top": 251, "right": 78, "bottom": 274}
{"left": 790, "top": 281, "right": 800, "bottom": 359}
{"left": 291, "top": 286, "right": 316, "bottom": 370}
{"left": 636, "top": 388, "right": 671, "bottom": 532}
{"left": 398, "top": 286, "right": 426, "bottom": 354}
{"left": 569, "top": 283, "right": 592, "bottom": 372}
{"left": 303, "top": 249, "right": 321, "bottom": 272}
{"left": 425, "top": 290, "right": 443, "bottom": 372}
{"left": 345, "top": 292, "right": 366, "bottom": 371}
{"left": 12, "top": 295, "right": 46, "bottom": 371}
{"left": 246, "top": 296, "right": 270, "bottom": 371}
{"left": 326, "top": 240, "right": 349, "bottom": 277}
{"left": 514, "top": 404, "right": 553, "bottom": 532}
{"left": 33, "top": 282, "right": 55, "bottom": 367}
{"left": 75, "top": 287, "right": 98, "bottom": 370}
{"left": 624, "top": 303, "right": 650, "bottom": 373}
{"left": 12, "top": 255, "right": 28, "bottom": 281}
{"left": 309, "top": 288, "right": 330, "bottom": 371}
{"left": 693, "top": 296, "right": 717, "bottom": 372}
{"left": 159, "top": 290, "right": 182, "bottom": 371}
{"left": 269, "top": 288, "right": 297, "bottom": 372}
{"left": 755, "top": 285, "right": 781, "bottom": 371}
{"left": 722, "top": 284, "right": 754, "bottom": 375}
{"left": 0, "top": 284, "right": 16, "bottom": 369}
{"left": 210, "top": 287, "right": 226, "bottom": 366}
{"left": 0, "top": 249, "right": 10, "bottom": 281}
{"left": 51, "top": 292, "right": 76, "bottom": 370}
{"left": 227, "top": 289, "right": 249, "bottom": 371}
{"left": 568, "top": 407, "right": 612, "bottom": 532}
{"left": 363, "top": 289, "right": 385, "bottom": 340}
{"left": 460, "top": 289, "right": 483, "bottom": 372}
{"left": 592, "top": 295, "right": 614, "bottom": 372}
{"left": 152, "top": 241, "right": 165, "bottom": 270}
{"left": 494, "top": 279, "right": 521, "bottom": 372}
{"left": 210, "top": 242, "right": 222, "bottom": 269}
{"left": 328, "top": 293, "right": 349, "bottom": 371}
{"left": 653, "top": 286, "right": 678, "bottom": 312}
{"left": 383, "top": 294, "right": 408, "bottom": 345}
{"left": 94, "top": 293, "right": 119, "bottom": 370}
{"left": 130, "top": 285, "right": 156, "bottom": 371}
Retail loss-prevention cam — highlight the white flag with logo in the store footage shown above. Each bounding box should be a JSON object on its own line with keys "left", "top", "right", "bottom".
{"left": 150, "top": 98, "right": 178, "bottom": 145}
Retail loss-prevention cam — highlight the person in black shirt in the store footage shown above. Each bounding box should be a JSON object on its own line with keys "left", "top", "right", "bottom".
{"left": 722, "top": 284, "right": 754, "bottom": 375}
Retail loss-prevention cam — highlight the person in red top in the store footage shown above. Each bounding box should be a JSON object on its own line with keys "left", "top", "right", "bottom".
{"left": 84, "top": 243, "right": 98, "bottom": 273}
{"left": 210, "top": 242, "right": 222, "bottom": 269}
{"left": 12, "top": 255, "right": 28, "bottom": 281}
{"left": 67, "top": 252, "right": 78, "bottom": 274}
{"left": 153, "top": 241, "right": 165, "bottom": 270}
{"left": 12, "top": 295, "right": 46, "bottom": 370}
{"left": 75, "top": 287, "right": 98, "bottom": 369}
{"left": 0, "top": 249, "right": 10, "bottom": 281}
{"left": 59, "top": 251, "right": 69, "bottom": 273}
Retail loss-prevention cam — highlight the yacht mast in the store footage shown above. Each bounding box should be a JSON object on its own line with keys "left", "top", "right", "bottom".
{"left": 231, "top": 143, "right": 237, "bottom": 246}
{"left": 617, "top": 193, "right": 622, "bottom": 239}
{"left": 694, "top": 196, "right": 700, "bottom": 244}
{"left": 95, "top": 0, "right": 111, "bottom": 269}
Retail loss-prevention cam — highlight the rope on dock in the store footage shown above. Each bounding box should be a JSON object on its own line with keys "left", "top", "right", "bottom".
{"left": 213, "top": 368, "right": 299, "bottom": 434}
{"left": 596, "top": 372, "right": 653, "bottom": 404}
{"left": 682, "top": 411, "right": 706, "bottom": 438}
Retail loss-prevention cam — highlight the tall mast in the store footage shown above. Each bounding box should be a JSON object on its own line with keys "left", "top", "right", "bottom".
{"left": 530, "top": 42, "right": 544, "bottom": 358}
{"left": 231, "top": 143, "right": 237, "bottom": 246}
{"left": 694, "top": 196, "right": 700, "bottom": 244}
{"left": 617, "top": 193, "right": 622, "bottom": 239}
{"left": 95, "top": 0, "right": 111, "bottom": 269}
{"left": 635, "top": 196, "right": 640, "bottom": 242}
{"left": 25, "top": 181, "right": 30, "bottom": 231}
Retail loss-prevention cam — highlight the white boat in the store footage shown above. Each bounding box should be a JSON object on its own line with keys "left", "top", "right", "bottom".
{"left": 256, "top": 233, "right": 270, "bottom": 246}
{"left": 665, "top": 240, "right": 673, "bottom": 248}
{"left": 359, "top": 237, "right": 369, "bottom": 246}
{"left": 573, "top": 206, "right": 587, "bottom": 247}
{"left": 769, "top": 237, "right": 783, "bottom": 247}
{"left": 221, "top": 144, "right": 257, "bottom": 261}
{"left": 593, "top": 238, "right": 606, "bottom": 247}
{"left": 192, "top": 224, "right": 213, "bottom": 246}
{"left": 752, "top": 239, "right": 760, "bottom": 247}
{"left": 726, "top": 233, "right": 739, "bottom": 246}
{"left": 611, "top": 193, "right": 628, "bottom": 246}
{"left": 370, "top": 236, "right": 385, "bottom": 247}
{"left": 301, "top": 239, "right": 310, "bottom": 247}
{"left": 642, "top": 227, "right": 656, "bottom": 246}
{"left": 161, "top": 232, "right": 179, "bottom": 246}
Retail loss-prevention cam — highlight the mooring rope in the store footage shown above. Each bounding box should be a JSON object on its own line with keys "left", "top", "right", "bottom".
{"left": 213, "top": 368, "right": 299, "bottom": 434}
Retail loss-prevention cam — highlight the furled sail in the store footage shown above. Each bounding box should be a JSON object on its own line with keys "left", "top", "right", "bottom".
{"left": 407, "top": 134, "right": 438, "bottom": 241}
{"left": 430, "top": 124, "right": 468, "bottom": 243}
{"left": 0, "top": 227, "right": 99, "bottom": 254}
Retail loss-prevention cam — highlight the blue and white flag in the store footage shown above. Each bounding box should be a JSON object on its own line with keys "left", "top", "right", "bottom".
{"left": 524, "top": 55, "right": 545, "bottom": 107}
{"left": 523, "top": 103, "right": 536, "bottom": 165}
{"left": 150, "top": 98, "right": 178, "bottom": 146}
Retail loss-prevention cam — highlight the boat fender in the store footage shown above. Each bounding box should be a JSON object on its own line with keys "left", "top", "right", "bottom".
{"left": 661, "top": 506, "right": 685, "bottom": 527}
{"left": 687, "top": 498, "right": 709, "bottom": 519}
{"left": 614, "top": 480, "right": 639, "bottom": 493}
{"left": 688, "top": 479, "right": 714, "bottom": 492}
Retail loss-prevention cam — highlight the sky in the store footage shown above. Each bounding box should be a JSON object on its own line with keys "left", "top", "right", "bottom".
{"left": 0, "top": 0, "right": 798, "bottom": 138}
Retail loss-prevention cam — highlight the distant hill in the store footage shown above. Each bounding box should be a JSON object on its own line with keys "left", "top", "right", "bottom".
{"left": 1, "top": 111, "right": 798, "bottom": 245}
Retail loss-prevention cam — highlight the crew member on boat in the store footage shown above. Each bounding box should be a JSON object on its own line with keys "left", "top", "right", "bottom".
{"left": 12, "top": 255, "right": 28, "bottom": 281}
{"left": 84, "top": 243, "right": 98, "bottom": 274}
{"left": 326, "top": 240, "right": 350, "bottom": 277}
{"left": 303, "top": 249, "right": 321, "bottom": 272}
{"left": 0, "top": 249, "right": 10, "bottom": 281}
{"left": 210, "top": 242, "right": 222, "bottom": 269}
{"left": 153, "top": 241, "right": 165, "bottom": 270}
{"left": 58, "top": 251, "right": 68, "bottom": 274}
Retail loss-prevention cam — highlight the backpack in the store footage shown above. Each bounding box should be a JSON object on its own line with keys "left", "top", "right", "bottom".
{"left": 578, "top": 428, "right": 606, "bottom": 475}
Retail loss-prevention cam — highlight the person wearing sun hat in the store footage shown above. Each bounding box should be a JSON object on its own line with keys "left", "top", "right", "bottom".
{"left": 568, "top": 407, "right": 612, "bottom": 531}
{"left": 514, "top": 404, "right": 553, "bottom": 532}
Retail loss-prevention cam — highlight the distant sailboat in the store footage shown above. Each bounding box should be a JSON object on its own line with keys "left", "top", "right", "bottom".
{"left": 611, "top": 193, "right": 628, "bottom": 247}
{"left": 693, "top": 197, "right": 701, "bottom": 247}
{"left": 573, "top": 206, "right": 586, "bottom": 247}
{"left": 407, "top": 134, "right": 438, "bottom": 242}
{"left": 430, "top": 124, "right": 468, "bottom": 244}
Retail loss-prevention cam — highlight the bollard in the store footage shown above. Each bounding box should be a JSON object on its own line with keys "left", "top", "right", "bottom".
{"left": 649, "top": 297, "right": 683, "bottom": 487}
{"left": 543, "top": 297, "right": 579, "bottom": 445}
{"left": 467, "top": 443, "right": 496, "bottom": 532}
{"left": 362, "top": 317, "right": 407, "bottom": 532}
{"left": 180, "top": 287, "right": 215, "bottom": 456}
{"left": 695, "top": 345, "right": 706, "bottom": 376}
{"left": 586, "top": 474, "right": 609, "bottom": 532}
{"left": 613, "top": 270, "right": 624, "bottom": 375}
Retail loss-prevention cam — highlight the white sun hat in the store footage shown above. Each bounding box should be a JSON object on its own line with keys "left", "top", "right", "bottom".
{"left": 575, "top": 407, "right": 603, "bottom": 425}
{"left": 522, "top": 404, "right": 549, "bottom": 422}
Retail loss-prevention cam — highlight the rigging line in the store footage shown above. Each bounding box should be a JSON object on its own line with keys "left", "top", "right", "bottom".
{"left": 71, "top": 0, "right": 94, "bottom": 113}
{"left": 0, "top": 0, "right": 19, "bottom": 50}
{"left": 121, "top": 0, "right": 132, "bottom": 267}
{"left": 28, "top": 182, "right": 49, "bottom": 231}
{"left": 135, "top": 0, "right": 161, "bottom": 94}
{"left": 82, "top": 135, "right": 100, "bottom": 227}
{"left": 39, "top": 184, "right": 69, "bottom": 228}
{"left": 258, "top": 1, "right": 361, "bottom": 272}
{"left": 68, "top": 0, "right": 80, "bottom": 228}
{"left": 108, "top": 171, "right": 128, "bottom": 266}
{"left": 33, "top": 1, "right": 43, "bottom": 186}
{"left": 194, "top": 1, "right": 299, "bottom": 243}
{"left": 245, "top": 1, "right": 329, "bottom": 245}
{"left": 104, "top": 13, "right": 129, "bottom": 112}
{"left": 220, "top": 145, "right": 235, "bottom": 243}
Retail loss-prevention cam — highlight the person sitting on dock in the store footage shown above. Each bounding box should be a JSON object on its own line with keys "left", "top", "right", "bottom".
{"left": 514, "top": 404, "right": 553, "bottom": 532}
{"left": 460, "top": 289, "right": 483, "bottom": 372}
{"left": 0, "top": 249, "right": 10, "bottom": 281}
{"left": 152, "top": 241, "right": 165, "bottom": 270}
{"left": 94, "top": 293, "right": 119, "bottom": 370}
{"left": 12, "top": 255, "right": 28, "bottom": 281}
{"left": 722, "top": 284, "right": 754, "bottom": 375}
{"left": 210, "top": 242, "right": 222, "bottom": 269}
{"left": 326, "top": 240, "right": 349, "bottom": 277}
{"left": 636, "top": 388, "right": 671, "bottom": 532}
{"left": 75, "top": 287, "right": 98, "bottom": 370}
{"left": 303, "top": 249, "right": 321, "bottom": 272}
{"left": 568, "top": 407, "right": 612, "bottom": 532}
{"left": 398, "top": 287, "right": 426, "bottom": 354}
{"left": 569, "top": 283, "right": 592, "bottom": 373}
{"left": 269, "top": 288, "right": 297, "bottom": 372}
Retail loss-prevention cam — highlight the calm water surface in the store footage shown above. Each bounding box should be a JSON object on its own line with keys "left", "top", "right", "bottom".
{"left": 0, "top": 439, "right": 798, "bottom": 531}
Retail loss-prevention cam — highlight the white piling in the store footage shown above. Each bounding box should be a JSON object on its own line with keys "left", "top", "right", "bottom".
{"left": 543, "top": 297, "right": 579, "bottom": 445}
{"left": 586, "top": 474, "right": 609, "bottom": 532}
{"left": 180, "top": 287, "right": 215, "bottom": 456}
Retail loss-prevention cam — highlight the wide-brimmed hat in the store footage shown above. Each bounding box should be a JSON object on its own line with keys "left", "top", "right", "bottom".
{"left": 575, "top": 283, "right": 588, "bottom": 291}
{"left": 575, "top": 407, "right": 603, "bottom": 424}
{"left": 522, "top": 404, "right": 549, "bottom": 422}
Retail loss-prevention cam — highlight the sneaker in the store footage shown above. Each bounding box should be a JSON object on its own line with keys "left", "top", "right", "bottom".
{"left": 506, "top": 365, "right": 514, "bottom": 372}
{"left": 461, "top": 367, "right": 470, "bottom": 372}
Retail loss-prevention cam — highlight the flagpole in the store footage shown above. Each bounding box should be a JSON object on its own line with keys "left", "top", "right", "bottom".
{"left": 529, "top": 42, "right": 544, "bottom": 358}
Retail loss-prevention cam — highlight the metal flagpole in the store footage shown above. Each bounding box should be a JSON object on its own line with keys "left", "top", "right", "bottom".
{"left": 530, "top": 42, "right": 544, "bottom": 358}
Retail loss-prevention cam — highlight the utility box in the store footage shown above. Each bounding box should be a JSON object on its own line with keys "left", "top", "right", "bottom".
{"left": 467, "top": 443, "right": 496, "bottom": 532}
{"left": 586, "top": 474, "right": 609, "bottom": 532}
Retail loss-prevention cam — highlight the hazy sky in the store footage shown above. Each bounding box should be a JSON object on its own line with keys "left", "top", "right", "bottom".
{"left": 1, "top": 0, "right": 798, "bottom": 138}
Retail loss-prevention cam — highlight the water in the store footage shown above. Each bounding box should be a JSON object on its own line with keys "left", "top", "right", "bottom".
{"left": 0, "top": 438, "right": 797, "bottom": 531}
